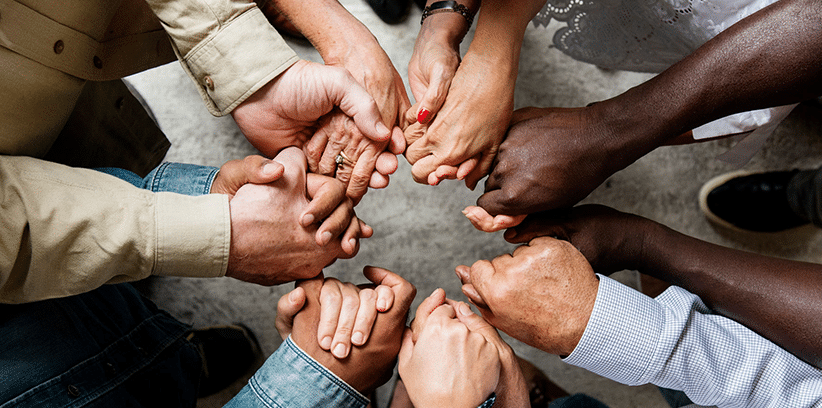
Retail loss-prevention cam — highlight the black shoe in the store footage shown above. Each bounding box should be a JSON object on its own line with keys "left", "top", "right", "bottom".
{"left": 699, "top": 170, "right": 809, "bottom": 233}
{"left": 186, "top": 324, "right": 261, "bottom": 397}
{"left": 366, "top": 0, "right": 411, "bottom": 24}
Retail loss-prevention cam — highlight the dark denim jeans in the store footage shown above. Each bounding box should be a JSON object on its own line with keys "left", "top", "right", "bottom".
{"left": 0, "top": 284, "right": 200, "bottom": 407}
{"left": 0, "top": 163, "right": 218, "bottom": 407}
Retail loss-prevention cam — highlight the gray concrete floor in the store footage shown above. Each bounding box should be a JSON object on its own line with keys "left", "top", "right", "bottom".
{"left": 126, "top": 1, "right": 822, "bottom": 407}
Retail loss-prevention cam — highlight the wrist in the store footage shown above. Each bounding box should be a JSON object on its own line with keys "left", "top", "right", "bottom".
{"left": 419, "top": 11, "right": 472, "bottom": 49}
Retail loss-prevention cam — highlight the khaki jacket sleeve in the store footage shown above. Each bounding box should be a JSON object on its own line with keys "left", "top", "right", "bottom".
{"left": 0, "top": 156, "right": 230, "bottom": 304}
{"left": 144, "top": 0, "right": 299, "bottom": 116}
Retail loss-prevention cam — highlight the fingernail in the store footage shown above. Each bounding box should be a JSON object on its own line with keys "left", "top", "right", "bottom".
{"left": 377, "top": 299, "right": 387, "bottom": 312}
{"left": 376, "top": 122, "right": 390, "bottom": 139}
{"left": 458, "top": 302, "right": 472, "bottom": 316}
{"left": 302, "top": 213, "right": 315, "bottom": 226}
{"left": 430, "top": 288, "right": 441, "bottom": 297}
{"left": 289, "top": 290, "right": 300, "bottom": 302}
{"left": 320, "top": 336, "right": 332, "bottom": 350}
{"left": 417, "top": 108, "right": 430, "bottom": 123}
{"left": 263, "top": 162, "right": 278, "bottom": 175}
{"left": 333, "top": 343, "right": 347, "bottom": 358}
{"left": 321, "top": 231, "right": 332, "bottom": 246}
{"left": 348, "top": 238, "right": 356, "bottom": 248}
{"left": 352, "top": 332, "right": 364, "bottom": 345}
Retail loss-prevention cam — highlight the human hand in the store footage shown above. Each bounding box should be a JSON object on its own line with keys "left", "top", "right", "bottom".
{"left": 294, "top": 13, "right": 408, "bottom": 202}
{"left": 503, "top": 205, "right": 654, "bottom": 275}
{"left": 462, "top": 205, "right": 527, "bottom": 233}
{"left": 274, "top": 273, "right": 398, "bottom": 359}
{"left": 231, "top": 60, "right": 391, "bottom": 158}
{"left": 303, "top": 109, "right": 405, "bottom": 204}
{"left": 405, "top": 51, "right": 515, "bottom": 189}
{"left": 456, "top": 236, "right": 599, "bottom": 356}
{"left": 226, "top": 147, "right": 372, "bottom": 286}
{"left": 290, "top": 266, "right": 416, "bottom": 395}
{"left": 400, "top": 296, "right": 499, "bottom": 408}
{"left": 210, "top": 155, "right": 284, "bottom": 196}
{"left": 477, "top": 106, "right": 627, "bottom": 215}
{"left": 402, "top": 289, "right": 530, "bottom": 408}
{"left": 407, "top": 12, "right": 464, "bottom": 127}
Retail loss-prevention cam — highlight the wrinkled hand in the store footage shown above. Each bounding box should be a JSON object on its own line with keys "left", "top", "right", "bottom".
{"left": 302, "top": 27, "right": 409, "bottom": 202}
{"left": 231, "top": 60, "right": 391, "bottom": 158}
{"left": 405, "top": 52, "right": 515, "bottom": 189}
{"left": 291, "top": 266, "right": 416, "bottom": 395}
{"left": 303, "top": 109, "right": 405, "bottom": 204}
{"left": 226, "top": 147, "right": 372, "bottom": 286}
{"left": 504, "top": 205, "right": 654, "bottom": 275}
{"left": 456, "top": 237, "right": 599, "bottom": 356}
{"left": 478, "top": 106, "right": 626, "bottom": 215}
{"left": 402, "top": 289, "right": 530, "bottom": 408}
{"left": 275, "top": 272, "right": 398, "bottom": 359}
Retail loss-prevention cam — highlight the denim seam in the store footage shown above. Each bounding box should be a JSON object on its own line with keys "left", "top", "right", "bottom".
{"left": 149, "top": 162, "right": 171, "bottom": 192}
{"left": 203, "top": 168, "right": 219, "bottom": 195}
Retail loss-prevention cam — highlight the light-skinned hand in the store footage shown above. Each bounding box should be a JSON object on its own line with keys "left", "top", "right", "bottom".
{"left": 456, "top": 236, "right": 599, "bottom": 356}
{"left": 226, "top": 147, "right": 371, "bottom": 286}
{"left": 231, "top": 60, "right": 392, "bottom": 159}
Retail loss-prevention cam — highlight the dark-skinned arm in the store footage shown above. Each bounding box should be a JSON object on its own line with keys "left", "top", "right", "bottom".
{"left": 479, "top": 0, "right": 822, "bottom": 215}
{"left": 638, "top": 220, "right": 822, "bottom": 369}
{"left": 506, "top": 205, "right": 822, "bottom": 368}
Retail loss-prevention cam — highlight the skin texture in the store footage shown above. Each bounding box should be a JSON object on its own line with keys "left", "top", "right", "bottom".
{"left": 403, "top": 289, "right": 530, "bottom": 408}
{"left": 479, "top": 0, "right": 822, "bottom": 216}
{"left": 230, "top": 60, "right": 394, "bottom": 190}
{"left": 267, "top": 0, "right": 410, "bottom": 201}
{"left": 404, "top": 0, "right": 548, "bottom": 189}
{"left": 275, "top": 272, "right": 396, "bottom": 359}
{"left": 456, "top": 237, "right": 599, "bottom": 357}
{"left": 225, "top": 148, "right": 372, "bottom": 286}
{"left": 289, "top": 267, "right": 416, "bottom": 395}
{"left": 506, "top": 204, "right": 822, "bottom": 368}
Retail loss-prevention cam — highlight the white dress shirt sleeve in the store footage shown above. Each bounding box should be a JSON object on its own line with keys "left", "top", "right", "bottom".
{"left": 564, "top": 275, "right": 822, "bottom": 408}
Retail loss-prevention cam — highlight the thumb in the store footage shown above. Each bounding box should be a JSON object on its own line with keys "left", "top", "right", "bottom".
{"left": 398, "top": 328, "right": 415, "bottom": 370}
{"left": 246, "top": 156, "right": 285, "bottom": 184}
{"left": 416, "top": 65, "right": 452, "bottom": 124}
{"left": 453, "top": 301, "right": 496, "bottom": 336}
{"left": 321, "top": 66, "right": 391, "bottom": 143}
{"left": 275, "top": 287, "right": 307, "bottom": 340}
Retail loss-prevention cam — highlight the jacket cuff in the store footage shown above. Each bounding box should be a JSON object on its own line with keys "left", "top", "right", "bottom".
{"left": 177, "top": 8, "right": 299, "bottom": 116}
{"left": 562, "top": 275, "right": 665, "bottom": 386}
{"left": 228, "top": 337, "right": 369, "bottom": 408}
{"left": 153, "top": 193, "right": 230, "bottom": 278}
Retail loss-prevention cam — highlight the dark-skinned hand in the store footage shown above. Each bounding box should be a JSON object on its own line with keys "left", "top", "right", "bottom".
{"left": 504, "top": 204, "right": 653, "bottom": 275}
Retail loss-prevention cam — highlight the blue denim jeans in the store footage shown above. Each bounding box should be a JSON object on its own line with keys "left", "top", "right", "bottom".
{"left": 0, "top": 163, "right": 218, "bottom": 407}
{"left": 0, "top": 284, "right": 201, "bottom": 407}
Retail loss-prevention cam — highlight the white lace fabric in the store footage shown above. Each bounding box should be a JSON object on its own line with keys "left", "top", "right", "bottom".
{"left": 531, "top": 0, "right": 790, "bottom": 165}
{"left": 533, "top": 0, "right": 778, "bottom": 72}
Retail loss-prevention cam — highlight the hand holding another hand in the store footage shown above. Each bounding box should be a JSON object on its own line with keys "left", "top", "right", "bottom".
{"left": 456, "top": 236, "right": 599, "bottom": 356}
{"left": 400, "top": 289, "right": 530, "bottom": 408}
{"left": 504, "top": 205, "right": 654, "bottom": 275}
{"left": 226, "top": 148, "right": 371, "bottom": 286}
{"left": 478, "top": 106, "right": 626, "bottom": 216}
{"left": 289, "top": 267, "right": 416, "bottom": 395}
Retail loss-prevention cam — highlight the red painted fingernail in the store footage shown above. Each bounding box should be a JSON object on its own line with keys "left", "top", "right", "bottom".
{"left": 417, "top": 108, "right": 430, "bottom": 123}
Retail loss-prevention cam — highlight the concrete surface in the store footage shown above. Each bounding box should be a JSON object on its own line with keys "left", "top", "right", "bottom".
{"left": 125, "top": 1, "right": 822, "bottom": 406}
